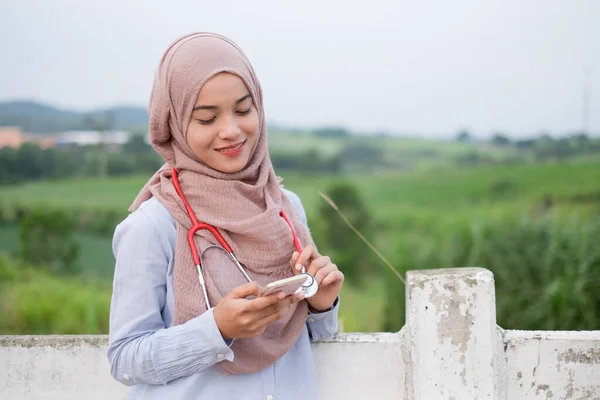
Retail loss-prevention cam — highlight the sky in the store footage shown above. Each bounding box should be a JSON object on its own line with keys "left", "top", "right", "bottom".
{"left": 0, "top": 0, "right": 598, "bottom": 138}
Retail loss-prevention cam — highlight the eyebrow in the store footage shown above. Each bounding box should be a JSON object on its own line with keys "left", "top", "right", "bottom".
{"left": 192, "top": 94, "right": 252, "bottom": 111}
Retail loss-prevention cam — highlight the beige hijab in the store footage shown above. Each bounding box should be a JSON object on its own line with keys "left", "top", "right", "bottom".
{"left": 130, "top": 32, "right": 313, "bottom": 375}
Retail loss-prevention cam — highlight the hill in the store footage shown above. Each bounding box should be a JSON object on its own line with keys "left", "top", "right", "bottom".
{"left": 0, "top": 101, "right": 149, "bottom": 133}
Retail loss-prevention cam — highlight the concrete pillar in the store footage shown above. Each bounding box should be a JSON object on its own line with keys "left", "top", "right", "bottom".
{"left": 405, "top": 267, "right": 497, "bottom": 400}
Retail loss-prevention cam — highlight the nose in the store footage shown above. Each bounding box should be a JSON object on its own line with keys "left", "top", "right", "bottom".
{"left": 218, "top": 114, "right": 241, "bottom": 140}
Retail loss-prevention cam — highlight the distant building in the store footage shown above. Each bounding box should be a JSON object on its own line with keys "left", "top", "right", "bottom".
{"left": 54, "top": 130, "right": 131, "bottom": 147}
{"left": 0, "top": 126, "right": 26, "bottom": 148}
{"left": 0, "top": 126, "right": 56, "bottom": 149}
{"left": 0, "top": 127, "right": 131, "bottom": 149}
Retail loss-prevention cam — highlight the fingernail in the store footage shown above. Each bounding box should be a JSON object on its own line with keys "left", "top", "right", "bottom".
{"left": 295, "top": 263, "right": 302, "bottom": 271}
{"left": 277, "top": 292, "right": 286, "bottom": 300}
{"left": 296, "top": 292, "right": 305, "bottom": 300}
{"left": 292, "top": 251, "right": 298, "bottom": 258}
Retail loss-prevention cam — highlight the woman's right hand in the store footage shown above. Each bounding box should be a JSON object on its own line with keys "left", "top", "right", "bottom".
{"left": 213, "top": 282, "right": 305, "bottom": 340}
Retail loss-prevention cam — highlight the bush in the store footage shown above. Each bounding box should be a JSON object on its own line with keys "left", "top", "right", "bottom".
{"left": 19, "top": 208, "right": 79, "bottom": 274}
{"left": 315, "top": 182, "right": 378, "bottom": 286}
{"left": 0, "top": 254, "right": 19, "bottom": 282}
{"left": 0, "top": 272, "right": 111, "bottom": 334}
{"left": 383, "top": 213, "right": 600, "bottom": 331}
{"left": 73, "top": 208, "right": 125, "bottom": 235}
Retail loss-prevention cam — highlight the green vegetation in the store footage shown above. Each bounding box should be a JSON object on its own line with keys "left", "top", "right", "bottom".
{"left": 0, "top": 255, "right": 111, "bottom": 334}
{"left": 1, "top": 128, "right": 600, "bottom": 334}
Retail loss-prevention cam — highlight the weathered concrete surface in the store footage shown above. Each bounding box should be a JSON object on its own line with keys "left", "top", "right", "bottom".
{"left": 0, "top": 333, "right": 405, "bottom": 400}
{"left": 2, "top": 268, "right": 600, "bottom": 400}
{"left": 312, "top": 331, "right": 406, "bottom": 399}
{"left": 0, "top": 335, "right": 127, "bottom": 400}
{"left": 501, "top": 330, "right": 600, "bottom": 399}
{"left": 406, "top": 267, "right": 496, "bottom": 399}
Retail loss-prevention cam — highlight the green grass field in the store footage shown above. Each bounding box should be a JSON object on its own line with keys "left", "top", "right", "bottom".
{"left": 2, "top": 159, "right": 598, "bottom": 217}
{"left": 267, "top": 131, "right": 518, "bottom": 159}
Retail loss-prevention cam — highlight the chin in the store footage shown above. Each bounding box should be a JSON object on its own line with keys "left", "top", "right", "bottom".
{"left": 217, "top": 159, "right": 249, "bottom": 174}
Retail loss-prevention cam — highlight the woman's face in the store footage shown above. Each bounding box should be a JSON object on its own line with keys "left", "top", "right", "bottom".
{"left": 186, "top": 72, "right": 259, "bottom": 173}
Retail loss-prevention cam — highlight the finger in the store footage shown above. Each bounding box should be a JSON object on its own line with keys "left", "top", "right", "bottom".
{"left": 255, "top": 309, "right": 288, "bottom": 329}
{"left": 260, "top": 291, "right": 305, "bottom": 317}
{"left": 229, "top": 281, "right": 262, "bottom": 299}
{"left": 289, "top": 251, "right": 301, "bottom": 274}
{"left": 294, "top": 245, "right": 318, "bottom": 272}
{"left": 320, "top": 270, "right": 345, "bottom": 288}
{"left": 312, "top": 264, "right": 336, "bottom": 286}
{"left": 256, "top": 294, "right": 304, "bottom": 326}
{"left": 245, "top": 290, "right": 288, "bottom": 312}
{"left": 306, "top": 256, "right": 330, "bottom": 278}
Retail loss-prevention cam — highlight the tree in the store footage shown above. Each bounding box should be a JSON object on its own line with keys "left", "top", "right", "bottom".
{"left": 316, "top": 183, "right": 375, "bottom": 286}
{"left": 15, "top": 143, "right": 44, "bottom": 180}
{"left": 313, "top": 126, "right": 350, "bottom": 138}
{"left": 339, "top": 142, "right": 384, "bottom": 170}
{"left": 491, "top": 133, "right": 511, "bottom": 146}
{"left": 456, "top": 129, "right": 472, "bottom": 143}
{"left": 123, "top": 134, "right": 152, "bottom": 154}
{"left": 19, "top": 209, "right": 79, "bottom": 274}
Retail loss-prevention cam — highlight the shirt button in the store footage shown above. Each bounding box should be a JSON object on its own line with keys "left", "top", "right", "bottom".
{"left": 266, "top": 396, "right": 274, "bottom": 400}
{"left": 123, "top": 374, "right": 130, "bottom": 381}
{"left": 217, "top": 353, "right": 225, "bottom": 359}
{"left": 307, "top": 318, "right": 315, "bottom": 323}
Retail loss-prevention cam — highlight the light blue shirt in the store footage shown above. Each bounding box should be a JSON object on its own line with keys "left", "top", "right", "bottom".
{"left": 107, "top": 190, "right": 339, "bottom": 400}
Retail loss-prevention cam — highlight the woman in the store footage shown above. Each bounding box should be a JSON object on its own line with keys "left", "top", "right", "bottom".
{"left": 107, "top": 32, "right": 344, "bottom": 400}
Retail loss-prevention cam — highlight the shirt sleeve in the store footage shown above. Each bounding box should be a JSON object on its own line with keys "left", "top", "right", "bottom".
{"left": 107, "top": 208, "right": 234, "bottom": 387}
{"left": 306, "top": 297, "right": 340, "bottom": 341}
{"left": 283, "top": 189, "right": 309, "bottom": 228}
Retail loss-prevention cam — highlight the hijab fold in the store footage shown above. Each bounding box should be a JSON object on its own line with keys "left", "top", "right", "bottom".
{"left": 130, "top": 32, "right": 313, "bottom": 375}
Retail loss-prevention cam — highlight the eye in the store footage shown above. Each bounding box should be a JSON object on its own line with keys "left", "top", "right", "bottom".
{"left": 236, "top": 107, "right": 252, "bottom": 116}
{"left": 198, "top": 117, "right": 216, "bottom": 125}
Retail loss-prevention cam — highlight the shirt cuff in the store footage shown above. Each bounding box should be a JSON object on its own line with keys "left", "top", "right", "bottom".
{"left": 201, "top": 308, "right": 236, "bottom": 359}
{"left": 308, "top": 296, "right": 339, "bottom": 315}
{"left": 151, "top": 308, "right": 235, "bottom": 384}
{"left": 306, "top": 297, "right": 340, "bottom": 341}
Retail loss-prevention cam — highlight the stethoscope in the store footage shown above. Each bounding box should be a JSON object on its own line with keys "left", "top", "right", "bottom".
{"left": 171, "top": 168, "right": 318, "bottom": 309}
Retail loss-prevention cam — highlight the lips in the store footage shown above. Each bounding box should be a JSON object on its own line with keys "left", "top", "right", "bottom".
{"left": 215, "top": 140, "right": 246, "bottom": 153}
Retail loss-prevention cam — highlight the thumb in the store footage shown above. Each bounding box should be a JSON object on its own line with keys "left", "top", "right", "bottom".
{"left": 230, "top": 281, "right": 262, "bottom": 299}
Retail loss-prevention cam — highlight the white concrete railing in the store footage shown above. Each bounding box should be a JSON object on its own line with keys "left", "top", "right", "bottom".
{"left": 1, "top": 267, "right": 599, "bottom": 399}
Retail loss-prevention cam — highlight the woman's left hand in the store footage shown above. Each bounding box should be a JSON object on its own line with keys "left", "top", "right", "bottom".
{"left": 290, "top": 245, "right": 344, "bottom": 312}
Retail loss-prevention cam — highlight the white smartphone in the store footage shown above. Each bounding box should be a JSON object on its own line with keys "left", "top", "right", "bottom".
{"left": 259, "top": 274, "right": 307, "bottom": 297}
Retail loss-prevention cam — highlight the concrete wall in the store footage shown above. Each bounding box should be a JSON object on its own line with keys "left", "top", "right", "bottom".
{"left": 1, "top": 267, "right": 599, "bottom": 400}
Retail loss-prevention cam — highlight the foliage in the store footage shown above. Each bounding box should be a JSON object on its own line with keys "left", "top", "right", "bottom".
{"left": 0, "top": 256, "right": 111, "bottom": 334}
{"left": 338, "top": 142, "right": 385, "bottom": 170}
{"left": 312, "top": 126, "right": 350, "bottom": 138}
{"left": 315, "top": 182, "right": 377, "bottom": 286}
{"left": 2, "top": 158, "right": 600, "bottom": 333}
{"left": 0, "top": 138, "right": 163, "bottom": 185}
{"left": 383, "top": 213, "right": 600, "bottom": 332}
{"left": 270, "top": 148, "right": 341, "bottom": 173}
{"left": 18, "top": 208, "right": 79, "bottom": 274}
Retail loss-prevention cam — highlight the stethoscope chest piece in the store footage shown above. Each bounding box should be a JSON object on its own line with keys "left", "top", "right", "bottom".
{"left": 298, "top": 273, "right": 318, "bottom": 298}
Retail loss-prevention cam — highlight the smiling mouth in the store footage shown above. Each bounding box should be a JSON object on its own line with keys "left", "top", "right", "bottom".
{"left": 215, "top": 140, "right": 246, "bottom": 153}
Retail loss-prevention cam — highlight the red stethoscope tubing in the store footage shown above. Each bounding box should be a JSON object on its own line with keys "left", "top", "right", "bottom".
{"left": 171, "top": 168, "right": 303, "bottom": 269}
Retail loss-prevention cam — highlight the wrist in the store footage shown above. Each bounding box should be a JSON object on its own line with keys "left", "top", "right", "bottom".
{"left": 307, "top": 296, "right": 339, "bottom": 314}
{"left": 213, "top": 305, "right": 233, "bottom": 340}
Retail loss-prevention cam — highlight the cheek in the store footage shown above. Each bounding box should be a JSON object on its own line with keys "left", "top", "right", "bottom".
{"left": 240, "top": 114, "right": 259, "bottom": 136}
{"left": 186, "top": 124, "right": 213, "bottom": 150}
